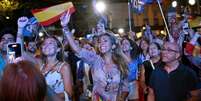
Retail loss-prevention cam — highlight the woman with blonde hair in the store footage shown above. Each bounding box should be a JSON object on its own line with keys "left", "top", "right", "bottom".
{"left": 60, "top": 11, "right": 129, "bottom": 101}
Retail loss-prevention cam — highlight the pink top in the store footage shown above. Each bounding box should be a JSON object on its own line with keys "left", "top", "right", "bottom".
{"left": 79, "top": 49, "right": 129, "bottom": 101}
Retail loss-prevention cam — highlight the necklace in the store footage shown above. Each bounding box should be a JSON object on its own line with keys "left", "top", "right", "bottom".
{"left": 46, "top": 60, "right": 60, "bottom": 68}
{"left": 102, "top": 63, "right": 115, "bottom": 92}
{"left": 43, "top": 60, "right": 60, "bottom": 76}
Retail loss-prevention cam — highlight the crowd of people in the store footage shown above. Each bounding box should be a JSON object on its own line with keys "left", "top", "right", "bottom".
{"left": 0, "top": 8, "right": 201, "bottom": 101}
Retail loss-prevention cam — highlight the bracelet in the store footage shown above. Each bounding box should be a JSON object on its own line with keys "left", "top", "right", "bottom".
{"left": 17, "top": 34, "right": 23, "bottom": 38}
{"left": 62, "top": 25, "right": 68, "bottom": 28}
{"left": 62, "top": 27, "right": 70, "bottom": 34}
{"left": 62, "top": 26, "right": 69, "bottom": 30}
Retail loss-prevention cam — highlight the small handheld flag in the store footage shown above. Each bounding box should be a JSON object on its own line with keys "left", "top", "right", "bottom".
{"left": 130, "top": 0, "right": 145, "bottom": 14}
{"left": 23, "top": 17, "right": 38, "bottom": 37}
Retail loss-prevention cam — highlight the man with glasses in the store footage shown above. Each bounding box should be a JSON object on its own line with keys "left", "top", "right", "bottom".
{"left": 0, "top": 29, "right": 15, "bottom": 58}
{"left": 147, "top": 42, "right": 200, "bottom": 101}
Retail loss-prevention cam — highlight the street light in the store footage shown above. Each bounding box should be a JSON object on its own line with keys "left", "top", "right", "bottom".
{"left": 6, "top": 16, "right": 9, "bottom": 19}
{"left": 188, "top": 0, "right": 196, "bottom": 6}
{"left": 172, "top": 1, "right": 177, "bottom": 8}
{"left": 95, "top": 1, "right": 106, "bottom": 13}
{"left": 118, "top": 28, "right": 124, "bottom": 34}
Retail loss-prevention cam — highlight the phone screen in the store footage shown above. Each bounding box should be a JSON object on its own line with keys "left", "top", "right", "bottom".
{"left": 183, "top": 22, "right": 189, "bottom": 30}
{"left": 7, "top": 43, "right": 22, "bottom": 63}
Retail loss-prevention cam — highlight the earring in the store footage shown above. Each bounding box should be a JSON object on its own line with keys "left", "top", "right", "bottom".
{"left": 112, "top": 45, "right": 116, "bottom": 49}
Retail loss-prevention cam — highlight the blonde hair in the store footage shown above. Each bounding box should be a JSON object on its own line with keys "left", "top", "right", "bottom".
{"left": 98, "top": 32, "right": 128, "bottom": 78}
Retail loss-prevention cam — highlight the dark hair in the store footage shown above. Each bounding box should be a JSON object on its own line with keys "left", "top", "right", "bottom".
{"left": 41, "top": 35, "right": 64, "bottom": 62}
{"left": 149, "top": 42, "right": 161, "bottom": 50}
{"left": 0, "top": 28, "right": 16, "bottom": 39}
{"left": 198, "top": 37, "right": 201, "bottom": 45}
{"left": 0, "top": 61, "right": 47, "bottom": 101}
{"left": 139, "top": 38, "right": 149, "bottom": 53}
{"left": 121, "top": 37, "right": 143, "bottom": 60}
{"left": 139, "top": 38, "right": 149, "bottom": 47}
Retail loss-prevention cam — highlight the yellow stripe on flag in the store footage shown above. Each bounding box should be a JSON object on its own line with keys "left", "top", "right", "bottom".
{"left": 33, "top": 2, "right": 73, "bottom": 22}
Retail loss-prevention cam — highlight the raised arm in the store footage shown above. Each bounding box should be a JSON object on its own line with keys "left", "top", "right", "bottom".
{"left": 60, "top": 11, "right": 81, "bottom": 53}
{"left": 190, "top": 32, "right": 200, "bottom": 45}
{"left": 144, "top": 24, "right": 154, "bottom": 43}
{"left": 17, "top": 17, "right": 29, "bottom": 51}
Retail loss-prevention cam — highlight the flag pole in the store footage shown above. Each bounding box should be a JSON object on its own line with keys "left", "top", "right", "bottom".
{"left": 41, "top": 26, "right": 50, "bottom": 36}
{"left": 156, "top": 0, "right": 174, "bottom": 42}
{"left": 128, "top": 1, "right": 132, "bottom": 32}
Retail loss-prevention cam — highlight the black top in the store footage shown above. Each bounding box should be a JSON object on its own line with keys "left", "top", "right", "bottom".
{"left": 143, "top": 60, "right": 164, "bottom": 86}
{"left": 149, "top": 63, "right": 199, "bottom": 101}
{"left": 67, "top": 51, "right": 80, "bottom": 85}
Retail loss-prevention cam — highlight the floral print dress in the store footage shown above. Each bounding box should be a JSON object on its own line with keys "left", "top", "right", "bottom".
{"left": 78, "top": 49, "right": 129, "bottom": 101}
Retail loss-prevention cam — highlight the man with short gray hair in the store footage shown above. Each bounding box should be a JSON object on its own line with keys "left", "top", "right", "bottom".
{"left": 148, "top": 42, "right": 200, "bottom": 101}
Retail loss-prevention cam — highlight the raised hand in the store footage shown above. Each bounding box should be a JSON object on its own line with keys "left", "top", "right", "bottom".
{"left": 60, "top": 10, "right": 71, "bottom": 27}
{"left": 194, "top": 32, "right": 201, "bottom": 38}
{"left": 18, "top": 16, "right": 29, "bottom": 28}
{"left": 145, "top": 24, "right": 151, "bottom": 31}
{"left": 129, "top": 31, "right": 136, "bottom": 41}
{"left": 13, "top": 57, "right": 24, "bottom": 63}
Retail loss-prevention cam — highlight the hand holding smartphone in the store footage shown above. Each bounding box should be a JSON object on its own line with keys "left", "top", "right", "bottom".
{"left": 7, "top": 43, "right": 22, "bottom": 63}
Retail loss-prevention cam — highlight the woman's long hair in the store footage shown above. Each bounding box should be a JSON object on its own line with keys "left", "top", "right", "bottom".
{"left": 121, "top": 36, "right": 143, "bottom": 60}
{"left": 98, "top": 32, "right": 128, "bottom": 78}
{"left": 139, "top": 38, "right": 149, "bottom": 55}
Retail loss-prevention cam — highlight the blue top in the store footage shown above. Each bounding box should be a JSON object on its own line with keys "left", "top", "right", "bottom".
{"left": 128, "top": 55, "right": 144, "bottom": 82}
{"left": 0, "top": 54, "right": 6, "bottom": 77}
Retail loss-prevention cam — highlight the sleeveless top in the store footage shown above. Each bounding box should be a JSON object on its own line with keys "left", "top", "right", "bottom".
{"left": 41, "top": 62, "right": 65, "bottom": 94}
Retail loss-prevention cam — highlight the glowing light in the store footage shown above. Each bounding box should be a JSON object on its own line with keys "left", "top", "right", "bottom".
{"left": 6, "top": 16, "right": 9, "bottom": 19}
{"left": 39, "top": 32, "right": 44, "bottom": 37}
{"left": 188, "top": 0, "right": 196, "bottom": 6}
{"left": 172, "top": 1, "right": 177, "bottom": 8}
{"left": 142, "top": 26, "right": 146, "bottom": 30}
{"left": 95, "top": 1, "right": 106, "bottom": 13}
{"left": 136, "top": 32, "right": 142, "bottom": 38}
{"left": 160, "top": 30, "right": 164, "bottom": 34}
{"left": 0, "top": 0, "right": 19, "bottom": 12}
{"left": 118, "top": 28, "right": 124, "bottom": 34}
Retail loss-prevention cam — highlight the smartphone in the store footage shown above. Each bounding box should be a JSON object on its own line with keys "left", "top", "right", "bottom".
{"left": 183, "top": 22, "right": 189, "bottom": 30}
{"left": 7, "top": 43, "right": 22, "bottom": 63}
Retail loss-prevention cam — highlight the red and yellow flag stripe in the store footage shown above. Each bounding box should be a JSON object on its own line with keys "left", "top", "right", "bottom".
{"left": 32, "top": 2, "right": 75, "bottom": 26}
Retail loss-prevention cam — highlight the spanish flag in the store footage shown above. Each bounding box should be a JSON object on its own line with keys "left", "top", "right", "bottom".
{"left": 31, "top": 2, "right": 75, "bottom": 26}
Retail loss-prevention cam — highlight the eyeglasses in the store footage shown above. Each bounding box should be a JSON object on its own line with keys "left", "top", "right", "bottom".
{"left": 1, "top": 38, "right": 14, "bottom": 42}
{"left": 161, "top": 48, "right": 179, "bottom": 53}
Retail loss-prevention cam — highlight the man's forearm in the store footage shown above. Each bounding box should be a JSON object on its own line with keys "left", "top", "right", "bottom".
{"left": 187, "top": 90, "right": 201, "bottom": 101}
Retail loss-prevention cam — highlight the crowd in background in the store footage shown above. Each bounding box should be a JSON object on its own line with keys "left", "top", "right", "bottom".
{"left": 0, "top": 8, "right": 201, "bottom": 101}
